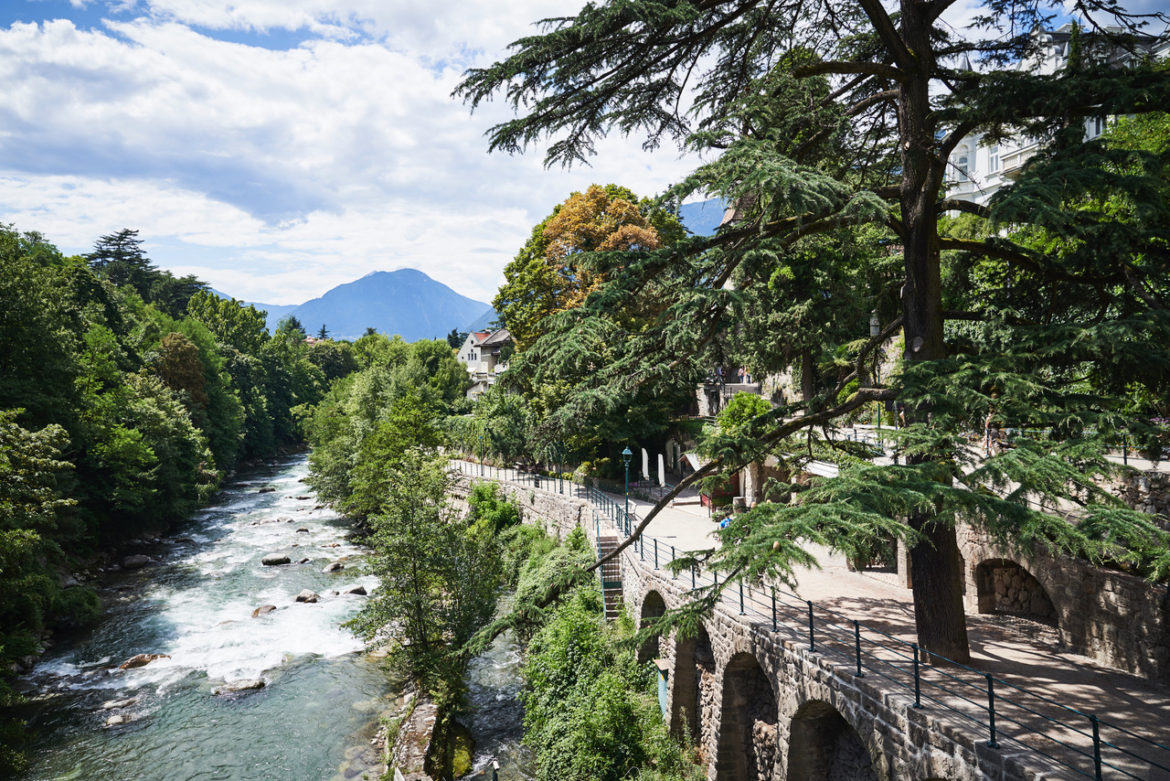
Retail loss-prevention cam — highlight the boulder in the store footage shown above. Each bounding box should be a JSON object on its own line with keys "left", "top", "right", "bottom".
{"left": 119, "top": 653, "right": 170, "bottom": 670}
{"left": 258, "top": 487, "right": 276, "bottom": 493}
{"left": 251, "top": 605, "right": 277, "bottom": 618}
{"left": 295, "top": 528, "right": 309, "bottom": 533}
{"left": 322, "top": 561, "right": 345, "bottom": 574}
{"left": 101, "top": 697, "right": 138, "bottom": 710}
{"left": 297, "top": 557, "right": 310, "bottom": 564}
{"left": 121, "top": 554, "right": 155, "bottom": 570}
{"left": 295, "top": 495, "right": 312, "bottom": 501}
{"left": 295, "top": 590, "right": 319, "bottom": 603}
{"left": 212, "top": 679, "right": 266, "bottom": 696}
{"left": 104, "top": 713, "right": 128, "bottom": 727}
{"left": 261, "top": 553, "right": 291, "bottom": 566}
{"left": 345, "top": 585, "right": 368, "bottom": 596}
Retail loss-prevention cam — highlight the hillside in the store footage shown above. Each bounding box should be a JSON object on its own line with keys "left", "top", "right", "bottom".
{"left": 248, "top": 269, "right": 490, "bottom": 341}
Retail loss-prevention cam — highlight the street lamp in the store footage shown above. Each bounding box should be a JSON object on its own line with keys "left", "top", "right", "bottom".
{"left": 622, "top": 446, "right": 633, "bottom": 535}
{"left": 869, "top": 311, "right": 881, "bottom": 435}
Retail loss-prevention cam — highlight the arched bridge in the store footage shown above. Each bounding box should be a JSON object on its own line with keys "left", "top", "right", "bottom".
{"left": 451, "top": 461, "right": 1170, "bottom": 780}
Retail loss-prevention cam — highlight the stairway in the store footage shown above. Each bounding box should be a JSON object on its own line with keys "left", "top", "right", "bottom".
{"left": 597, "top": 534, "right": 624, "bottom": 621}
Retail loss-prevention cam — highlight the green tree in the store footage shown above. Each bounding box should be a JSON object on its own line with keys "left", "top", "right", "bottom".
{"left": 186, "top": 291, "right": 268, "bottom": 354}
{"left": 346, "top": 450, "right": 501, "bottom": 691}
{"left": 447, "top": 328, "right": 468, "bottom": 349}
{"left": 308, "top": 339, "right": 358, "bottom": 381}
{"left": 87, "top": 229, "right": 156, "bottom": 298}
{"left": 458, "top": 1, "right": 1170, "bottom": 663}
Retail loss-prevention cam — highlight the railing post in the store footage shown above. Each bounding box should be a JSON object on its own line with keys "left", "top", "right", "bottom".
{"left": 771, "top": 587, "right": 777, "bottom": 631}
{"left": 853, "top": 621, "right": 864, "bottom": 677}
{"left": 639, "top": 535, "right": 644, "bottom": 561}
{"left": 654, "top": 539, "right": 658, "bottom": 569}
{"left": 985, "top": 673, "right": 999, "bottom": 748}
{"left": 911, "top": 643, "right": 922, "bottom": 708}
{"left": 739, "top": 581, "right": 744, "bottom": 615}
{"left": 691, "top": 564, "right": 696, "bottom": 591}
{"left": 807, "top": 601, "right": 815, "bottom": 652}
{"left": 1090, "top": 714, "right": 1103, "bottom": 781}
{"left": 1122, "top": 435, "right": 1128, "bottom": 465}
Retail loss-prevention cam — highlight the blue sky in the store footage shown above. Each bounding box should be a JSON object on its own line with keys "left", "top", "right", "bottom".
{"left": 0, "top": 0, "right": 702, "bottom": 304}
{"left": 4, "top": 1, "right": 1163, "bottom": 305}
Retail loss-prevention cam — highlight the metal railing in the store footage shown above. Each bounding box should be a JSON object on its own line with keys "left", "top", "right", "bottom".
{"left": 450, "top": 457, "right": 1170, "bottom": 780}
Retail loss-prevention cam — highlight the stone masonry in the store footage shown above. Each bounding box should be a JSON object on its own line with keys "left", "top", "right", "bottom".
{"left": 452, "top": 469, "right": 1073, "bottom": 780}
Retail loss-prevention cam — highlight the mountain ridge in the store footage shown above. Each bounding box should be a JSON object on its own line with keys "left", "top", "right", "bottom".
{"left": 242, "top": 269, "right": 490, "bottom": 341}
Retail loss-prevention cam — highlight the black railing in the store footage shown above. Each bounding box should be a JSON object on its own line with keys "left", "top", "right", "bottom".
{"left": 450, "top": 458, "right": 1170, "bottom": 780}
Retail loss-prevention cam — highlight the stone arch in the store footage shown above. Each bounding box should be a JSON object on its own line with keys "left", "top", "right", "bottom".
{"left": 638, "top": 590, "right": 667, "bottom": 663}
{"left": 786, "top": 700, "right": 878, "bottom": 781}
{"left": 714, "top": 651, "right": 779, "bottom": 781}
{"left": 670, "top": 623, "right": 716, "bottom": 755}
{"left": 974, "top": 558, "right": 1058, "bottom": 627}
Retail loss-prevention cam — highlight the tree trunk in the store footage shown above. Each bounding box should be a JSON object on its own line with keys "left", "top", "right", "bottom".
{"left": 897, "top": 0, "right": 971, "bottom": 664}
{"left": 800, "top": 349, "right": 815, "bottom": 402}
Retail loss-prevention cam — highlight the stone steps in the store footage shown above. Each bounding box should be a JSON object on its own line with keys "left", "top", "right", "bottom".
{"left": 597, "top": 535, "right": 623, "bottom": 621}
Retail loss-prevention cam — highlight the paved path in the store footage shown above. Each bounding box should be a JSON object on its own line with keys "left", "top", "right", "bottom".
{"left": 454, "top": 461, "right": 1170, "bottom": 777}
{"left": 609, "top": 486, "right": 1170, "bottom": 779}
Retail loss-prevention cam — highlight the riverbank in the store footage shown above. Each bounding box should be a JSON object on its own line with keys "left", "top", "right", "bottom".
{"left": 14, "top": 455, "right": 394, "bottom": 781}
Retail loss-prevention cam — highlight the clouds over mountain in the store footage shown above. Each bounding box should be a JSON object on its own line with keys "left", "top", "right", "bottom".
{"left": 0, "top": 1, "right": 701, "bottom": 304}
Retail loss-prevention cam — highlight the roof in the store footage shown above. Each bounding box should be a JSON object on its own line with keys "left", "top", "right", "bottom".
{"left": 479, "top": 328, "right": 511, "bottom": 348}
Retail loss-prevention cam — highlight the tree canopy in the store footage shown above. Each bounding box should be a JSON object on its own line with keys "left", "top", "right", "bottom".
{"left": 459, "top": 0, "right": 1170, "bottom": 662}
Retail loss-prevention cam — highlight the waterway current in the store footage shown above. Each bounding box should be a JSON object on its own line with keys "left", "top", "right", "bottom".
{"left": 17, "top": 456, "right": 389, "bottom": 781}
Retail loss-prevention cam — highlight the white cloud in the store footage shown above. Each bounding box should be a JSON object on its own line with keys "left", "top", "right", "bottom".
{"left": 0, "top": 5, "right": 703, "bottom": 306}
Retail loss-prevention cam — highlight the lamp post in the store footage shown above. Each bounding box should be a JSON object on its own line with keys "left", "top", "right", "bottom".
{"left": 622, "top": 446, "right": 633, "bottom": 534}
{"left": 869, "top": 311, "right": 881, "bottom": 438}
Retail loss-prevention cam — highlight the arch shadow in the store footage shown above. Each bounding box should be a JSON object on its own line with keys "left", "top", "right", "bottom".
{"left": 671, "top": 623, "right": 716, "bottom": 752}
{"left": 974, "top": 558, "right": 1058, "bottom": 627}
{"left": 714, "top": 651, "right": 778, "bottom": 781}
{"left": 638, "top": 590, "right": 667, "bottom": 663}
{"left": 786, "top": 699, "right": 878, "bottom": 781}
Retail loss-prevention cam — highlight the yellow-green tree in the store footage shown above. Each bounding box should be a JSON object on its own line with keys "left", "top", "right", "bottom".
{"left": 494, "top": 184, "right": 683, "bottom": 351}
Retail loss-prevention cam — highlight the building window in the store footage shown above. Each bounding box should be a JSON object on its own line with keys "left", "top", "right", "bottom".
{"left": 956, "top": 154, "right": 969, "bottom": 181}
{"left": 1091, "top": 116, "right": 1106, "bottom": 138}
{"left": 988, "top": 144, "right": 999, "bottom": 173}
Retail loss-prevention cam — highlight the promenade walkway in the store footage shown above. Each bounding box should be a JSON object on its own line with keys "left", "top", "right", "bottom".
{"left": 615, "top": 485, "right": 1170, "bottom": 780}
{"left": 453, "top": 460, "right": 1170, "bottom": 778}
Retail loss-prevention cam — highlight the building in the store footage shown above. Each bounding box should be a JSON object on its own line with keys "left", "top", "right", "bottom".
{"left": 457, "top": 328, "right": 512, "bottom": 399}
{"left": 947, "top": 23, "right": 1169, "bottom": 207}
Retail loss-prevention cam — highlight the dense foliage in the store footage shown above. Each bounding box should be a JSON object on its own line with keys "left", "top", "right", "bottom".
{"left": 491, "top": 184, "right": 696, "bottom": 471}
{"left": 0, "top": 224, "right": 339, "bottom": 773}
{"left": 518, "top": 530, "right": 704, "bottom": 781}
{"left": 459, "top": 0, "right": 1170, "bottom": 663}
{"left": 304, "top": 332, "right": 469, "bottom": 522}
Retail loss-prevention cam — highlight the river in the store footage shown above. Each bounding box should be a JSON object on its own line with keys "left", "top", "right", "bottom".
{"left": 17, "top": 456, "right": 390, "bottom": 781}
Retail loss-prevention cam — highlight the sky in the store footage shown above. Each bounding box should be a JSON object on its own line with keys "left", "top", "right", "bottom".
{"left": 0, "top": 0, "right": 704, "bottom": 305}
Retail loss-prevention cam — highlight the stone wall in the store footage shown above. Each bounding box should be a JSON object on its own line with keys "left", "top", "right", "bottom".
{"left": 457, "top": 468, "right": 1086, "bottom": 780}
{"left": 959, "top": 526, "right": 1170, "bottom": 683}
{"left": 1116, "top": 469, "right": 1170, "bottom": 525}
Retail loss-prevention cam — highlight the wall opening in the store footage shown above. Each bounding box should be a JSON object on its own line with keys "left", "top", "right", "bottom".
{"left": 787, "top": 700, "right": 878, "bottom": 781}
{"left": 638, "top": 590, "right": 667, "bottom": 663}
{"left": 671, "top": 624, "right": 715, "bottom": 756}
{"left": 714, "top": 652, "right": 778, "bottom": 781}
{"left": 975, "top": 558, "right": 1058, "bottom": 627}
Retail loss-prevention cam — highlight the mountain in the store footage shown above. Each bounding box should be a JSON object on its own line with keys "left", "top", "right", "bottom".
{"left": 247, "top": 269, "right": 490, "bottom": 342}
{"left": 678, "top": 198, "right": 727, "bottom": 237}
{"left": 465, "top": 306, "right": 498, "bottom": 332}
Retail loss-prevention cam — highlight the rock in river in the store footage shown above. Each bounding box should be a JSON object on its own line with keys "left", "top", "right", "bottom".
{"left": 345, "top": 585, "right": 368, "bottom": 596}
{"left": 119, "top": 653, "right": 170, "bottom": 670}
{"left": 261, "top": 553, "right": 291, "bottom": 566}
{"left": 212, "top": 679, "right": 266, "bottom": 696}
{"left": 295, "top": 590, "right": 320, "bottom": 603}
{"left": 322, "top": 561, "right": 345, "bottom": 573}
{"left": 258, "top": 487, "right": 276, "bottom": 493}
{"left": 252, "top": 604, "right": 277, "bottom": 617}
{"left": 121, "top": 554, "right": 156, "bottom": 569}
